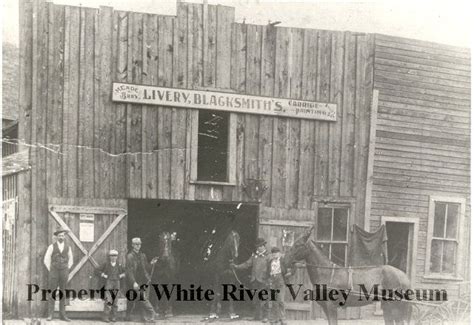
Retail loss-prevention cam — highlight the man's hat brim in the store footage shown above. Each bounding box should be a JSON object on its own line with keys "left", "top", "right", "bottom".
{"left": 54, "top": 229, "right": 69, "bottom": 236}
{"left": 255, "top": 238, "right": 267, "bottom": 247}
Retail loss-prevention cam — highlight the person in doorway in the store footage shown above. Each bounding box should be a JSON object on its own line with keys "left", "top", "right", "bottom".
{"left": 96, "top": 249, "right": 126, "bottom": 322}
{"left": 267, "top": 247, "right": 287, "bottom": 325}
{"left": 125, "top": 237, "right": 158, "bottom": 322}
{"left": 43, "top": 228, "right": 73, "bottom": 322}
{"left": 231, "top": 237, "right": 269, "bottom": 322}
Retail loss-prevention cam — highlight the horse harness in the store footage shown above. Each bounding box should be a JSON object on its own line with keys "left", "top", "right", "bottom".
{"left": 328, "top": 263, "right": 354, "bottom": 291}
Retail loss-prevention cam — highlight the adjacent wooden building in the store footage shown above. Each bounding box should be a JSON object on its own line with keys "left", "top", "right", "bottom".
{"left": 7, "top": 0, "right": 470, "bottom": 320}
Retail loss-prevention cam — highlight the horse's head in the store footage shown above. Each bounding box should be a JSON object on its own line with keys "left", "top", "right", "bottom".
{"left": 285, "top": 226, "right": 313, "bottom": 265}
{"left": 227, "top": 230, "right": 240, "bottom": 261}
{"left": 157, "top": 231, "right": 177, "bottom": 258}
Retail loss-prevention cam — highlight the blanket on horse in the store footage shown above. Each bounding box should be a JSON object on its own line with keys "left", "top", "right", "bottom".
{"left": 349, "top": 225, "right": 388, "bottom": 266}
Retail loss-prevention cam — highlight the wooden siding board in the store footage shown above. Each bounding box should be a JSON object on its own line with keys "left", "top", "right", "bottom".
{"left": 63, "top": 6, "right": 80, "bottom": 198}
{"left": 374, "top": 57, "right": 470, "bottom": 79}
{"left": 142, "top": 14, "right": 159, "bottom": 199}
{"left": 298, "top": 29, "right": 317, "bottom": 209}
{"left": 258, "top": 25, "right": 276, "bottom": 207}
{"left": 354, "top": 34, "right": 373, "bottom": 225}
{"left": 114, "top": 11, "right": 128, "bottom": 198}
{"left": 231, "top": 23, "right": 247, "bottom": 202}
{"left": 78, "top": 8, "right": 95, "bottom": 198}
{"left": 127, "top": 12, "right": 144, "bottom": 198}
{"left": 244, "top": 25, "right": 261, "bottom": 190}
{"left": 375, "top": 34, "right": 471, "bottom": 58}
{"left": 329, "top": 31, "right": 344, "bottom": 198}
{"left": 271, "top": 27, "right": 290, "bottom": 207}
{"left": 216, "top": 5, "right": 234, "bottom": 89}
{"left": 375, "top": 50, "right": 470, "bottom": 73}
{"left": 374, "top": 63, "right": 471, "bottom": 85}
{"left": 286, "top": 28, "right": 303, "bottom": 208}
{"left": 171, "top": 13, "right": 187, "bottom": 200}
{"left": 375, "top": 42, "right": 471, "bottom": 66}
{"left": 157, "top": 16, "right": 174, "bottom": 199}
{"left": 46, "top": 4, "right": 64, "bottom": 199}
{"left": 375, "top": 138, "right": 470, "bottom": 159}
{"left": 375, "top": 80, "right": 470, "bottom": 103}
{"left": 374, "top": 70, "right": 470, "bottom": 95}
{"left": 340, "top": 32, "right": 356, "bottom": 197}
{"left": 377, "top": 104, "right": 470, "bottom": 124}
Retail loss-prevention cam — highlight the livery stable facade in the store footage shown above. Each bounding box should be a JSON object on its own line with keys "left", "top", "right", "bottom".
{"left": 3, "top": 0, "right": 470, "bottom": 320}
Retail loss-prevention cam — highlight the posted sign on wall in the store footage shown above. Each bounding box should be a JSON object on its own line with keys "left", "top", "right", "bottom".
{"left": 112, "top": 82, "right": 337, "bottom": 121}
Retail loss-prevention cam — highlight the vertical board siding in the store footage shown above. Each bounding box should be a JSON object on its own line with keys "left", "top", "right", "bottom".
{"left": 19, "top": 2, "right": 377, "bottom": 317}
{"left": 370, "top": 34, "right": 470, "bottom": 296}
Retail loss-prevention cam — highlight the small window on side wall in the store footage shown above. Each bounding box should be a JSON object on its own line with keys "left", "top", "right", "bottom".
{"left": 426, "top": 196, "right": 466, "bottom": 279}
{"left": 197, "top": 110, "right": 229, "bottom": 182}
{"left": 316, "top": 206, "right": 350, "bottom": 267}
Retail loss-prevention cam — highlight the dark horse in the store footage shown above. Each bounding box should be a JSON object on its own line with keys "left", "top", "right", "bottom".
{"left": 152, "top": 231, "right": 179, "bottom": 317}
{"left": 285, "top": 227, "right": 412, "bottom": 325}
{"left": 202, "top": 230, "right": 240, "bottom": 321}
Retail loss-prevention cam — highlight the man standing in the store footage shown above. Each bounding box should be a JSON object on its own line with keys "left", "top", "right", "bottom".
{"left": 43, "top": 228, "right": 73, "bottom": 322}
{"left": 125, "top": 237, "right": 158, "bottom": 322}
{"left": 231, "top": 237, "right": 269, "bottom": 322}
{"left": 96, "top": 249, "right": 126, "bottom": 322}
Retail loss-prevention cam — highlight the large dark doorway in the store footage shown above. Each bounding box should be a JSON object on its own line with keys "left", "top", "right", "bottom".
{"left": 385, "top": 222, "right": 409, "bottom": 273}
{"left": 128, "top": 199, "right": 258, "bottom": 315}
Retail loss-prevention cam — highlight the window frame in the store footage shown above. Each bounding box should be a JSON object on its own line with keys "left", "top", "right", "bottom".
{"left": 190, "top": 110, "right": 236, "bottom": 186}
{"left": 313, "top": 198, "right": 355, "bottom": 267}
{"left": 424, "top": 195, "right": 466, "bottom": 280}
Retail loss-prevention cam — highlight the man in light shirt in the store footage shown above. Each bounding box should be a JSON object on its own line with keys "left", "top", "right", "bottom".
{"left": 43, "top": 228, "right": 73, "bottom": 321}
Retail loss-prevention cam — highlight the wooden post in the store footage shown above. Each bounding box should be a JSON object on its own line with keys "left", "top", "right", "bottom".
{"left": 17, "top": 0, "right": 34, "bottom": 317}
{"left": 364, "top": 89, "right": 379, "bottom": 231}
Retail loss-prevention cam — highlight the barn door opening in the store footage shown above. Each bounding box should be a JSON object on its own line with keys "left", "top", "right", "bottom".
{"left": 381, "top": 216, "right": 418, "bottom": 284}
{"left": 47, "top": 198, "right": 127, "bottom": 313}
{"left": 128, "top": 199, "right": 258, "bottom": 316}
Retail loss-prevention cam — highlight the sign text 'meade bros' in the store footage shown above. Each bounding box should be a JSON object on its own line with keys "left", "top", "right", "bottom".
{"left": 112, "top": 82, "right": 337, "bottom": 121}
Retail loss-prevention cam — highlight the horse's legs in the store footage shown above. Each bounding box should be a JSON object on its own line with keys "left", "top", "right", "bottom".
{"left": 381, "top": 302, "right": 395, "bottom": 325}
{"left": 319, "top": 303, "right": 338, "bottom": 325}
{"left": 326, "top": 304, "right": 338, "bottom": 325}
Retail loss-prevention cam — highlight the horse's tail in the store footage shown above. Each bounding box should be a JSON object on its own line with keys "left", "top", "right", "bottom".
{"left": 405, "top": 301, "right": 412, "bottom": 324}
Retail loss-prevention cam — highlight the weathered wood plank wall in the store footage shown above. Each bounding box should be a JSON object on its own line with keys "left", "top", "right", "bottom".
{"left": 18, "top": 0, "right": 375, "bottom": 316}
{"left": 370, "top": 34, "right": 470, "bottom": 297}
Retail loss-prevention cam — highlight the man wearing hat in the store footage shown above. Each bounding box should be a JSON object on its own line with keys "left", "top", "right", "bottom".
{"left": 125, "top": 237, "right": 158, "bottom": 322}
{"left": 231, "top": 237, "right": 269, "bottom": 322}
{"left": 43, "top": 228, "right": 73, "bottom": 321}
{"left": 95, "top": 249, "right": 126, "bottom": 322}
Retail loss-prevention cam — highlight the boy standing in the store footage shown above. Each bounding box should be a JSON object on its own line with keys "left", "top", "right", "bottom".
{"left": 267, "top": 247, "right": 287, "bottom": 325}
{"left": 96, "top": 249, "right": 126, "bottom": 322}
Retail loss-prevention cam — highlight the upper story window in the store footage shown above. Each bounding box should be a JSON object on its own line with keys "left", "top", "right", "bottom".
{"left": 426, "top": 196, "right": 466, "bottom": 279}
{"left": 316, "top": 205, "right": 350, "bottom": 267}
{"left": 197, "top": 110, "right": 229, "bottom": 182}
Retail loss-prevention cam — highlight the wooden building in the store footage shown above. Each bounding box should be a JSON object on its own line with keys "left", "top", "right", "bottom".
{"left": 8, "top": 0, "right": 470, "bottom": 320}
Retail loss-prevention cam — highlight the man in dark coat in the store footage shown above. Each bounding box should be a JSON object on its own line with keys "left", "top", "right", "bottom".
{"left": 43, "top": 228, "right": 73, "bottom": 322}
{"left": 96, "top": 249, "right": 126, "bottom": 322}
{"left": 125, "top": 237, "right": 158, "bottom": 322}
{"left": 231, "top": 237, "right": 269, "bottom": 322}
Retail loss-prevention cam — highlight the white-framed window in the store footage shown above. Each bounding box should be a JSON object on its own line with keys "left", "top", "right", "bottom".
{"left": 425, "top": 196, "right": 466, "bottom": 279}
{"left": 314, "top": 200, "right": 354, "bottom": 267}
{"left": 190, "top": 110, "right": 236, "bottom": 185}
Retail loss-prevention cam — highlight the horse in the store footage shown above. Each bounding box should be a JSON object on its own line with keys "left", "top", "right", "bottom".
{"left": 202, "top": 230, "right": 241, "bottom": 321}
{"left": 284, "top": 227, "right": 412, "bottom": 325}
{"left": 151, "top": 231, "right": 179, "bottom": 318}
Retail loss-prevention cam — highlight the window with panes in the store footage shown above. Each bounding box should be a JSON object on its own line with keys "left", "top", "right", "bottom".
{"left": 316, "top": 206, "right": 350, "bottom": 267}
{"left": 429, "top": 201, "right": 461, "bottom": 275}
